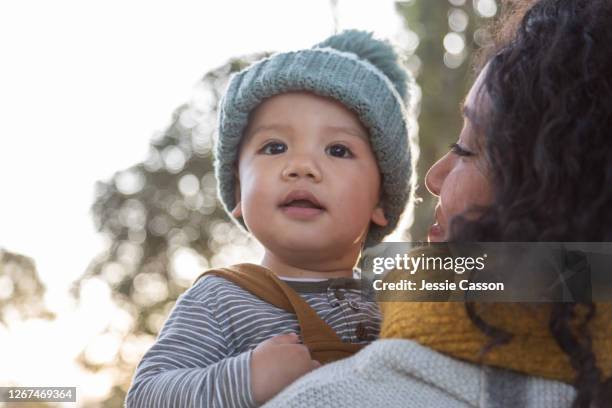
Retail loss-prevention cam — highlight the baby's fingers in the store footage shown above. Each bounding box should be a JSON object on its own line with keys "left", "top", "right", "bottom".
{"left": 265, "top": 332, "right": 300, "bottom": 345}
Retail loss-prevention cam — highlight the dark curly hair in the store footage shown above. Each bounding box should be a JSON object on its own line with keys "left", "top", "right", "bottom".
{"left": 449, "top": 0, "right": 612, "bottom": 406}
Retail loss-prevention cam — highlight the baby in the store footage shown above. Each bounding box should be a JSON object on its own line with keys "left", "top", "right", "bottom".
{"left": 125, "top": 30, "right": 416, "bottom": 408}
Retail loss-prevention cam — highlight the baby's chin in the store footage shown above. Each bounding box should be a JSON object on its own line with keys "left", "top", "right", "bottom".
{"left": 267, "top": 239, "right": 343, "bottom": 256}
{"left": 258, "top": 234, "right": 361, "bottom": 262}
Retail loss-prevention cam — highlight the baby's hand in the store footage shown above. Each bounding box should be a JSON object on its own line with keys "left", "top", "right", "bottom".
{"left": 250, "top": 332, "right": 321, "bottom": 404}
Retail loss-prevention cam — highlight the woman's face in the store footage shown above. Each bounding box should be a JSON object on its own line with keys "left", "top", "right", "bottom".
{"left": 424, "top": 69, "right": 493, "bottom": 242}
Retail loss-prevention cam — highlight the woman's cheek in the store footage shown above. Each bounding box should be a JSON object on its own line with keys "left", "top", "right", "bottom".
{"left": 439, "top": 167, "right": 474, "bottom": 221}
{"left": 441, "top": 175, "right": 464, "bottom": 218}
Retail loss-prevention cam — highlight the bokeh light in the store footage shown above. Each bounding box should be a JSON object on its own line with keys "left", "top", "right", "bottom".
{"left": 192, "top": 122, "right": 214, "bottom": 157}
{"left": 444, "top": 51, "right": 466, "bottom": 69}
{"left": 161, "top": 145, "right": 186, "bottom": 174}
{"left": 448, "top": 8, "right": 469, "bottom": 32}
{"left": 405, "top": 55, "right": 423, "bottom": 77}
{"left": 116, "top": 241, "right": 144, "bottom": 267}
{"left": 169, "top": 199, "right": 189, "bottom": 220}
{"left": 178, "top": 173, "right": 200, "bottom": 197}
{"left": 443, "top": 32, "right": 465, "bottom": 55}
{"left": 120, "top": 333, "right": 156, "bottom": 366}
{"left": 396, "top": 29, "right": 420, "bottom": 53}
{"left": 179, "top": 108, "right": 199, "bottom": 129}
{"left": 101, "top": 261, "right": 127, "bottom": 286}
{"left": 115, "top": 169, "right": 145, "bottom": 195}
{"left": 119, "top": 198, "right": 147, "bottom": 231}
{"left": 132, "top": 272, "right": 169, "bottom": 307}
{"left": 143, "top": 147, "right": 164, "bottom": 172}
{"left": 171, "top": 246, "right": 209, "bottom": 284}
{"left": 474, "top": 0, "right": 497, "bottom": 18}
{"left": 474, "top": 27, "right": 494, "bottom": 47}
{"left": 149, "top": 214, "right": 171, "bottom": 236}
{"left": 0, "top": 274, "right": 15, "bottom": 299}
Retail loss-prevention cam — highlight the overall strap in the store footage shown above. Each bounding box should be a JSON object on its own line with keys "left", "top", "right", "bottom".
{"left": 194, "top": 263, "right": 364, "bottom": 363}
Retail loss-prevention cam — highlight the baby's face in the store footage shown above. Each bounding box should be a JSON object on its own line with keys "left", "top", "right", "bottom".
{"left": 233, "top": 91, "right": 387, "bottom": 262}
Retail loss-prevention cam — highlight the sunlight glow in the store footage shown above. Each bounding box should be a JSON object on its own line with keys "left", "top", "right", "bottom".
{"left": 171, "top": 246, "right": 209, "bottom": 284}
{"left": 0, "top": 0, "right": 402, "bottom": 406}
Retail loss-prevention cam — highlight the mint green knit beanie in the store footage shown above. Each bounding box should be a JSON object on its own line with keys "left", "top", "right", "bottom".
{"left": 215, "top": 30, "right": 416, "bottom": 247}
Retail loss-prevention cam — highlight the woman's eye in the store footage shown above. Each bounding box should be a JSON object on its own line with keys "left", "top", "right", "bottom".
{"left": 449, "top": 143, "right": 474, "bottom": 157}
{"left": 260, "top": 141, "right": 287, "bottom": 155}
{"left": 326, "top": 144, "right": 354, "bottom": 158}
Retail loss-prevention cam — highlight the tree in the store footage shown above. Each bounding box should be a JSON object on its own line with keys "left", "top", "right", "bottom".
{"left": 71, "top": 54, "right": 268, "bottom": 405}
{"left": 0, "top": 248, "right": 54, "bottom": 326}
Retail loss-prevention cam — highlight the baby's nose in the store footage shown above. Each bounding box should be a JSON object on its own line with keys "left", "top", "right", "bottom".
{"left": 281, "top": 156, "right": 322, "bottom": 181}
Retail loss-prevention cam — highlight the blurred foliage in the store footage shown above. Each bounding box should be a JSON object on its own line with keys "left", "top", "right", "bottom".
{"left": 70, "top": 54, "right": 268, "bottom": 405}
{"left": 397, "top": 0, "right": 495, "bottom": 239}
{"left": 0, "top": 248, "right": 55, "bottom": 326}
{"left": 70, "top": 1, "right": 498, "bottom": 405}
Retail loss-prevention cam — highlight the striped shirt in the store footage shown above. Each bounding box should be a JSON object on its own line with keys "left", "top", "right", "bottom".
{"left": 125, "top": 271, "right": 381, "bottom": 408}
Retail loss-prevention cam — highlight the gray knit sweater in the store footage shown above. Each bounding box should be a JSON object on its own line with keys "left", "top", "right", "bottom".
{"left": 264, "top": 339, "right": 576, "bottom": 408}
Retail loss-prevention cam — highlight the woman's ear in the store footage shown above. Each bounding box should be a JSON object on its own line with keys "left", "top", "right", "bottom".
{"left": 371, "top": 204, "right": 388, "bottom": 227}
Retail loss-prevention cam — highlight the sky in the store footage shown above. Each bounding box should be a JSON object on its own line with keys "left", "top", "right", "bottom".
{"left": 0, "top": 0, "right": 404, "bottom": 405}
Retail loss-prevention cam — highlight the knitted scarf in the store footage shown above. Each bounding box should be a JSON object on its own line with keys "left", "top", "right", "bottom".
{"left": 380, "top": 300, "right": 612, "bottom": 384}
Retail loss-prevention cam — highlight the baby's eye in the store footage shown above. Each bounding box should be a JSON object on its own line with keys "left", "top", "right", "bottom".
{"left": 260, "top": 141, "right": 287, "bottom": 155}
{"left": 326, "top": 144, "right": 354, "bottom": 158}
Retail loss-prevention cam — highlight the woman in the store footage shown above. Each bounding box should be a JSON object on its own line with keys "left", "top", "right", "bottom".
{"left": 264, "top": 0, "right": 612, "bottom": 407}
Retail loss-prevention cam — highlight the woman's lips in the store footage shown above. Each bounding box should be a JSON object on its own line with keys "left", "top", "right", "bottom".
{"left": 428, "top": 222, "right": 444, "bottom": 242}
{"left": 429, "top": 206, "right": 445, "bottom": 242}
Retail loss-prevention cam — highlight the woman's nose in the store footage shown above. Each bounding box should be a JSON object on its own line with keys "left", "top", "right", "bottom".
{"left": 425, "top": 154, "right": 450, "bottom": 197}
{"left": 281, "top": 154, "right": 322, "bottom": 182}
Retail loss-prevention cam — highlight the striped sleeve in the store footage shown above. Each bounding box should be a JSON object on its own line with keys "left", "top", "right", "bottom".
{"left": 124, "top": 286, "right": 257, "bottom": 408}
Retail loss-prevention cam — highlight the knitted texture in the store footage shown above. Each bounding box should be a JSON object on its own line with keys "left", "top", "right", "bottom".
{"left": 215, "top": 30, "right": 416, "bottom": 247}
{"left": 380, "top": 301, "right": 612, "bottom": 384}
{"left": 264, "top": 339, "right": 576, "bottom": 407}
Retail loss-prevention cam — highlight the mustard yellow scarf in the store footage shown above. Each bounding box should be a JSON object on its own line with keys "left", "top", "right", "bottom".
{"left": 380, "top": 297, "right": 612, "bottom": 384}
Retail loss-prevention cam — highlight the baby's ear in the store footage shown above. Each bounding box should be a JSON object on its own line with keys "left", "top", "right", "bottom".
{"left": 371, "top": 204, "right": 388, "bottom": 227}
{"left": 231, "top": 166, "right": 243, "bottom": 218}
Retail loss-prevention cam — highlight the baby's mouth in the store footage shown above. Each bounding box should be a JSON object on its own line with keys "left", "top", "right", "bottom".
{"left": 281, "top": 199, "right": 324, "bottom": 210}
{"left": 279, "top": 190, "right": 326, "bottom": 219}
{"left": 279, "top": 190, "right": 326, "bottom": 210}
{"left": 280, "top": 200, "right": 325, "bottom": 219}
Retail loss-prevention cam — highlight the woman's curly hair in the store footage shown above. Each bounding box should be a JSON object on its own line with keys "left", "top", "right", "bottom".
{"left": 450, "top": 0, "right": 612, "bottom": 406}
